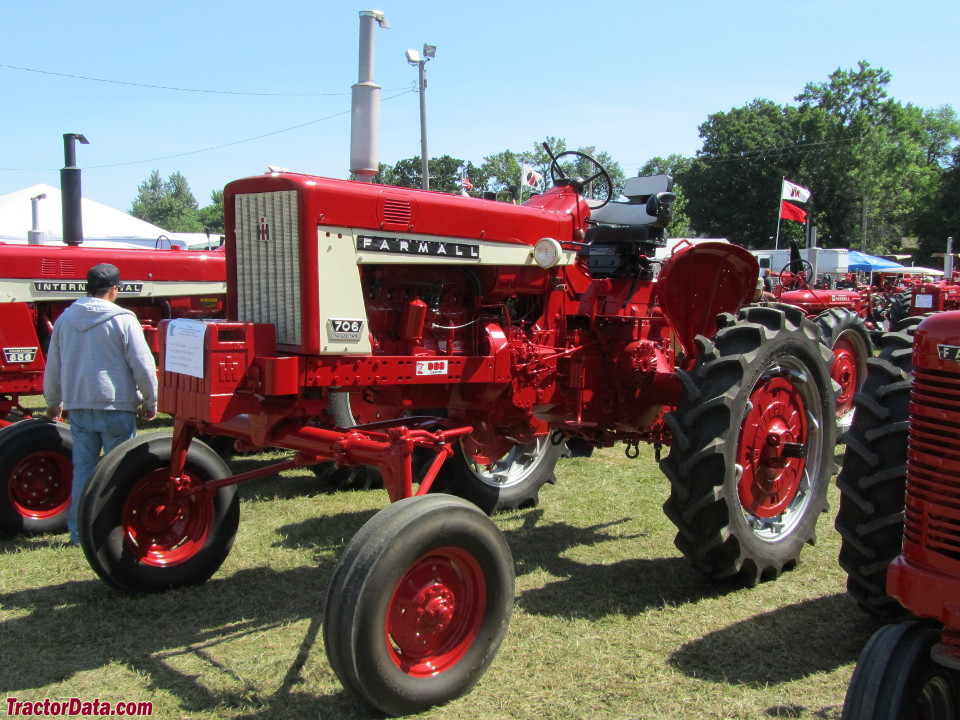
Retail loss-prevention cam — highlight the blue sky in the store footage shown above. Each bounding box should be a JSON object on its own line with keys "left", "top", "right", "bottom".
{"left": 1, "top": 0, "right": 957, "bottom": 214}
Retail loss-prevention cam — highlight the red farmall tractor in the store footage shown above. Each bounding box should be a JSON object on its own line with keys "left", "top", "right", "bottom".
{"left": 839, "top": 312, "right": 960, "bottom": 717}
{"left": 773, "top": 253, "right": 874, "bottom": 433}
{"left": 0, "top": 243, "right": 225, "bottom": 536}
{"left": 76, "top": 150, "right": 838, "bottom": 715}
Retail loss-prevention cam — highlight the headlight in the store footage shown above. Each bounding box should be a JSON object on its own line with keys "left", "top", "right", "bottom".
{"left": 533, "top": 237, "right": 562, "bottom": 268}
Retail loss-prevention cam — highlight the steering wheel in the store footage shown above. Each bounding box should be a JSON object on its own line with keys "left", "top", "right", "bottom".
{"left": 548, "top": 150, "right": 614, "bottom": 209}
{"left": 779, "top": 259, "right": 814, "bottom": 290}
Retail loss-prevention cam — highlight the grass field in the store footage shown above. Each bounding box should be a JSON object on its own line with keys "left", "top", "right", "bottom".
{"left": 0, "top": 437, "right": 881, "bottom": 720}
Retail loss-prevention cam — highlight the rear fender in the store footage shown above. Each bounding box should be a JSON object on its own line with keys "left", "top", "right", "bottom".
{"left": 657, "top": 241, "right": 758, "bottom": 361}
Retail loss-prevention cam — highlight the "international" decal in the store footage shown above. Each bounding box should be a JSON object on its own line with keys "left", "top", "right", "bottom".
{"left": 33, "top": 281, "right": 144, "bottom": 294}
{"left": 357, "top": 235, "right": 480, "bottom": 260}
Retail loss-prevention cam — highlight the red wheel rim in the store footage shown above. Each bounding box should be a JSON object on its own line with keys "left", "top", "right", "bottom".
{"left": 8, "top": 451, "right": 72, "bottom": 520}
{"left": 737, "top": 376, "right": 809, "bottom": 519}
{"left": 830, "top": 337, "right": 859, "bottom": 418}
{"left": 121, "top": 469, "right": 214, "bottom": 567}
{"left": 386, "top": 546, "right": 487, "bottom": 677}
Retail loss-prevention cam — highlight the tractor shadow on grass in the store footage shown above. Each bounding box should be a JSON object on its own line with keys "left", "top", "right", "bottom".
{"left": 669, "top": 592, "right": 879, "bottom": 684}
{"left": 506, "top": 509, "right": 738, "bottom": 618}
{"left": 0, "top": 508, "right": 386, "bottom": 718}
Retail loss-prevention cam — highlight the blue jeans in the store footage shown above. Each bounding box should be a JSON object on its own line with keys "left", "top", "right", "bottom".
{"left": 68, "top": 409, "right": 137, "bottom": 543}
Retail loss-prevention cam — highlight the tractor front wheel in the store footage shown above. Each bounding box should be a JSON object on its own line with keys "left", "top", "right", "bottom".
{"left": 842, "top": 621, "right": 957, "bottom": 720}
{"left": 79, "top": 431, "right": 239, "bottom": 593}
{"left": 0, "top": 419, "right": 73, "bottom": 536}
{"left": 324, "top": 494, "right": 514, "bottom": 716}
{"left": 661, "top": 304, "right": 836, "bottom": 585}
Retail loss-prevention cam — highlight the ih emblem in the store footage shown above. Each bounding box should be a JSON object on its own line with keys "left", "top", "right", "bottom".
{"left": 259, "top": 216, "right": 270, "bottom": 242}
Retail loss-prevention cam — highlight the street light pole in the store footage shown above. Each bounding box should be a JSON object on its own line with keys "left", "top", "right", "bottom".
{"left": 406, "top": 44, "right": 435, "bottom": 190}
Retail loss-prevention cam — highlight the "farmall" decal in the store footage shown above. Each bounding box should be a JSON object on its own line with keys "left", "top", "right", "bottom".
{"left": 33, "top": 281, "right": 144, "bottom": 294}
{"left": 938, "top": 344, "right": 960, "bottom": 362}
{"left": 357, "top": 235, "right": 480, "bottom": 260}
{"left": 3, "top": 347, "right": 38, "bottom": 364}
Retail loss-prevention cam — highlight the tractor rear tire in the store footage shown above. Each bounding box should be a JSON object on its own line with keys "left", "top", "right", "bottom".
{"left": 661, "top": 303, "right": 836, "bottom": 585}
{"left": 835, "top": 330, "right": 914, "bottom": 619}
{"left": 842, "top": 620, "right": 956, "bottom": 720}
{"left": 432, "top": 435, "right": 563, "bottom": 515}
{"left": 887, "top": 290, "right": 913, "bottom": 328}
{"left": 0, "top": 419, "right": 73, "bottom": 536}
{"left": 79, "top": 432, "right": 239, "bottom": 593}
{"left": 815, "top": 308, "right": 872, "bottom": 434}
{"left": 323, "top": 494, "right": 514, "bottom": 716}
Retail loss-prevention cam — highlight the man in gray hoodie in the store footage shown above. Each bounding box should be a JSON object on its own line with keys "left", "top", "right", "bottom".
{"left": 44, "top": 263, "right": 158, "bottom": 545}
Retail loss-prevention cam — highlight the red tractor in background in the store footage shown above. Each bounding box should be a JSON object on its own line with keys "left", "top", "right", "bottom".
{"left": 773, "top": 248, "right": 874, "bottom": 433}
{"left": 903, "top": 273, "right": 960, "bottom": 319}
{"left": 76, "top": 148, "right": 838, "bottom": 715}
{"left": 839, "top": 313, "right": 960, "bottom": 718}
{"left": 0, "top": 242, "right": 226, "bottom": 536}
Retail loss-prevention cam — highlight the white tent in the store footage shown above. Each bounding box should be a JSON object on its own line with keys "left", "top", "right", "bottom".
{"left": 900, "top": 266, "right": 944, "bottom": 276}
{"left": 0, "top": 183, "right": 187, "bottom": 248}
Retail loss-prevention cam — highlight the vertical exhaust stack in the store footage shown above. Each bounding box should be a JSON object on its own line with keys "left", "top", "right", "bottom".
{"left": 350, "top": 10, "right": 389, "bottom": 183}
{"left": 946, "top": 237, "right": 954, "bottom": 280}
{"left": 60, "top": 133, "right": 89, "bottom": 246}
{"left": 27, "top": 193, "right": 47, "bottom": 245}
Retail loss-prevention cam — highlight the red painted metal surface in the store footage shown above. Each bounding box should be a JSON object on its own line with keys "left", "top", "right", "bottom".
{"left": 121, "top": 467, "right": 215, "bottom": 567}
{"left": 830, "top": 336, "right": 860, "bottom": 419}
{"left": 8, "top": 448, "right": 72, "bottom": 519}
{"left": 737, "top": 376, "right": 809, "bottom": 518}
{"left": 888, "top": 311, "right": 960, "bottom": 627}
{"left": 386, "top": 546, "right": 487, "bottom": 676}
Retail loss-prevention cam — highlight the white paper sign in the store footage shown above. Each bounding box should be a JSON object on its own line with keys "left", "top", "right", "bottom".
{"left": 165, "top": 319, "right": 207, "bottom": 378}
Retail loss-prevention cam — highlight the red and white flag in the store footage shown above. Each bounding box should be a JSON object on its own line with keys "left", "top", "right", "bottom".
{"left": 522, "top": 163, "right": 543, "bottom": 189}
{"left": 780, "top": 200, "right": 807, "bottom": 223}
{"left": 461, "top": 176, "right": 474, "bottom": 191}
{"left": 781, "top": 179, "right": 811, "bottom": 203}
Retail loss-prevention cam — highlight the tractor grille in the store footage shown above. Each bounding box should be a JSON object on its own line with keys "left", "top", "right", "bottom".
{"left": 234, "top": 191, "right": 302, "bottom": 346}
{"left": 904, "top": 367, "right": 960, "bottom": 564}
{"left": 382, "top": 198, "right": 412, "bottom": 226}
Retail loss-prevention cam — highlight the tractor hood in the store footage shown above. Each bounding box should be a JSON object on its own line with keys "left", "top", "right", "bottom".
{"left": 657, "top": 241, "right": 758, "bottom": 361}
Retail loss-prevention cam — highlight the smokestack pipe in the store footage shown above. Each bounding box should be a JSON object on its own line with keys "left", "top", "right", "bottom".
{"left": 60, "top": 133, "right": 89, "bottom": 246}
{"left": 27, "top": 193, "right": 47, "bottom": 245}
{"left": 350, "top": 10, "right": 389, "bottom": 182}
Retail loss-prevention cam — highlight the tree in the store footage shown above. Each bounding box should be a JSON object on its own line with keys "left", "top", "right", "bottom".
{"left": 375, "top": 155, "right": 483, "bottom": 194}
{"left": 196, "top": 189, "right": 225, "bottom": 236}
{"left": 680, "top": 99, "right": 803, "bottom": 248}
{"left": 678, "top": 62, "right": 958, "bottom": 253}
{"left": 130, "top": 170, "right": 203, "bottom": 232}
{"left": 915, "top": 145, "right": 960, "bottom": 264}
{"left": 639, "top": 155, "right": 692, "bottom": 237}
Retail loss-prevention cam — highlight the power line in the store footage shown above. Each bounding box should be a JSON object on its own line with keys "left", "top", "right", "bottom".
{"left": 693, "top": 137, "right": 863, "bottom": 164}
{"left": 0, "top": 88, "right": 417, "bottom": 171}
{"left": 0, "top": 62, "right": 409, "bottom": 97}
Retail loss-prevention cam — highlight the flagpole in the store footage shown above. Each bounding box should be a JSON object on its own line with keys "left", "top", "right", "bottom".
{"left": 518, "top": 159, "right": 524, "bottom": 204}
{"left": 774, "top": 177, "right": 783, "bottom": 250}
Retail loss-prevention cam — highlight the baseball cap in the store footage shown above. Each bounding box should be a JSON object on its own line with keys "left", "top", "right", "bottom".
{"left": 87, "top": 263, "right": 121, "bottom": 293}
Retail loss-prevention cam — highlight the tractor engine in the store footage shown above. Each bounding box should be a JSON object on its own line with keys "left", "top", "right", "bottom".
{"left": 218, "top": 172, "right": 685, "bottom": 452}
